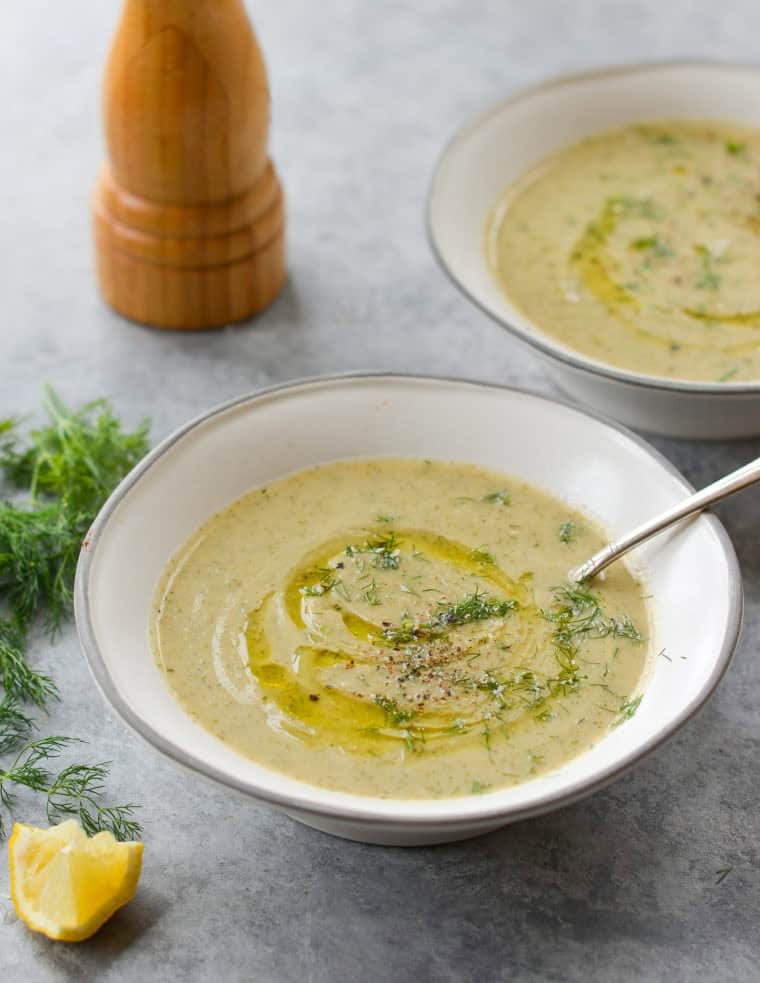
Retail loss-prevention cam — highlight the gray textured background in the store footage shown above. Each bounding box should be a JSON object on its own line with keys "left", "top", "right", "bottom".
{"left": 1, "top": 1, "right": 759, "bottom": 980}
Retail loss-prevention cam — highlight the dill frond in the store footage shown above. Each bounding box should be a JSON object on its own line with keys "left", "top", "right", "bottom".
{"left": 0, "top": 388, "right": 149, "bottom": 839}
{"left": 46, "top": 762, "right": 142, "bottom": 840}
{"left": 0, "top": 618, "right": 57, "bottom": 706}
{"left": 0, "top": 695, "right": 36, "bottom": 755}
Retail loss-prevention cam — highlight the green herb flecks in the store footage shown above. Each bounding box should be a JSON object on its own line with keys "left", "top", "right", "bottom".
{"left": 544, "top": 584, "right": 644, "bottom": 647}
{"left": 630, "top": 235, "right": 673, "bottom": 259}
{"left": 725, "top": 140, "right": 746, "bottom": 156}
{"left": 374, "top": 695, "right": 416, "bottom": 727}
{"left": 345, "top": 532, "right": 401, "bottom": 570}
{"left": 470, "top": 781, "right": 492, "bottom": 794}
{"left": 482, "top": 489, "right": 511, "bottom": 506}
{"left": 470, "top": 546, "right": 495, "bottom": 564}
{"left": 718, "top": 366, "right": 738, "bottom": 382}
{"left": 614, "top": 694, "right": 643, "bottom": 727}
{"left": 381, "top": 590, "right": 518, "bottom": 647}
{"left": 361, "top": 578, "right": 381, "bottom": 606}
{"left": 558, "top": 521, "right": 576, "bottom": 544}
{"left": 0, "top": 388, "right": 148, "bottom": 839}
{"left": 373, "top": 696, "right": 423, "bottom": 752}
{"left": 695, "top": 244, "right": 721, "bottom": 291}
{"left": 300, "top": 568, "right": 350, "bottom": 601}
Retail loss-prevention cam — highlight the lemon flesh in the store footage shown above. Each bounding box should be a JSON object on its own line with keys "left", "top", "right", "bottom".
{"left": 9, "top": 819, "right": 143, "bottom": 942}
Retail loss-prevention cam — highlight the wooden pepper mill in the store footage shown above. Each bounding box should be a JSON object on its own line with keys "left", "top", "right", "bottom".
{"left": 93, "top": 0, "right": 285, "bottom": 330}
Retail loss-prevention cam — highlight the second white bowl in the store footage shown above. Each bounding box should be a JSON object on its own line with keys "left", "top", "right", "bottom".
{"left": 428, "top": 61, "right": 760, "bottom": 438}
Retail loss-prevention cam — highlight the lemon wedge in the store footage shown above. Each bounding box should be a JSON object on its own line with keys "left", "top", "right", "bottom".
{"left": 8, "top": 819, "right": 143, "bottom": 942}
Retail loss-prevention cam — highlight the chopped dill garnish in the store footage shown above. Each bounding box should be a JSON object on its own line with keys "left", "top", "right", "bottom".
{"left": 715, "top": 866, "right": 734, "bottom": 884}
{"left": 482, "top": 489, "right": 511, "bottom": 506}
{"left": 381, "top": 590, "right": 518, "bottom": 647}
{"left": 725, "top": 140, "right": 746, "bottom": 156}
{"left": 695, "top": 244, "right": 721, "bottom": 291}
{"left": 718, "top": 366, "right": 738, "bottom": 382}
{"left": 300, "top": 569, "right": 350, "bottom": 601}
{"left": 361, "top": 578, "right": 381, "bottom": 606}
{"left": 615, "top": 694, "right": 643, "bottom": 727}
{"left": 544, "top": 584, "right": 644, "bottom": 645}
{"left": 470, "top": 546, "right": 495, "bottom": 564}
{"left": 346, "top": 532, "right": 401, "bottom": 569}
{"left": 470, "top": 781, "right": 492, "bottom": 794}
{"left": 373, "top": 513, "right": 397, "bottom": 524}
{"left": 374, "top": 695, "right": 415, "bottom": 726}
{"left": 558, "top": 520, "right": 576, "bottom": 544}
{"left": 433, "top": 592, "right": 516, "bottom": 630}
{"left": 629, "top": 235, "right": 673, "bottom": 259}
{"left": 374, "top": 695, "right": 423, "bottom": 752}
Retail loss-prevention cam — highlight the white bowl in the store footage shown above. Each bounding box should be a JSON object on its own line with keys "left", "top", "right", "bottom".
{"left": 427, "top": 61, "right": 760, "bottom": 439}
{"left": 75, "top": 375, "right": 742, "bottom": 845}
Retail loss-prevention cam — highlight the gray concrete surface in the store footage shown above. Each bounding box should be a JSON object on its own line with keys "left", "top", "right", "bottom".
{"left": 1, "top": 1, "right": 759, "bottom": 980}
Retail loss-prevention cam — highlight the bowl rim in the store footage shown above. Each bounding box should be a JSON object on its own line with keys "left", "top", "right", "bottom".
{"left": 426, "top": 57, "right": 760, "bottom": 397}
{"left": 74, "top": 372, "right": 744, "bottom": 829}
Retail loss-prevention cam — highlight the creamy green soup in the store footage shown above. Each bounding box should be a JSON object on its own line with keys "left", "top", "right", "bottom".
{"left": 152, "top": 459, "right": 649, "bottom": 799}
{"left": 486, "top": 121, "right": 760, "bottom": 382}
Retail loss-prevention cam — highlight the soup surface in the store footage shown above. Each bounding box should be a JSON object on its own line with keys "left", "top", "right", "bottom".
{"left": 152, "top": 459, "right": 649, "bottom": 799}
{"left": 486, "top": 121, "right": 760, "bottom": 382}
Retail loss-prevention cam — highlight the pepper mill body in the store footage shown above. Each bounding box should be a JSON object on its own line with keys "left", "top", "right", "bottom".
{"left": 93, "top": 0, "right": 285, "bottom": 330}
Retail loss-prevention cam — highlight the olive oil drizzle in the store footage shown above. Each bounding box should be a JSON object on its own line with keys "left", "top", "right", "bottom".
{"left": 570, "top": 195, "right": 760, "bottom": 354}
{"left": 243, "top": 528, "right": 644, "bottom": 760}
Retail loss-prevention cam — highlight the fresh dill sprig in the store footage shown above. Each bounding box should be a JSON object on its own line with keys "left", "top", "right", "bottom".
{"left": 46, "top": 762, "right": 142, "bottom": 840}
{"left": 0, "top": 388, "right": 149, "bottom": 840}
{"left": 558, "top": 520, "right": 576, "bottom": 544}
{"left": 0, "top": 387, "right": 149, "bottom": 635}
{"left": 0, "top": 617, "right": 57, "bottom": 706}
{"left": 0, "top": 737, "right": 141, "bottom": 840}
{"left": 0, "top": 736, "right": 76, "bottom": 837}
{"left": 0, "top": 695, "right": 36, "bottom": 755}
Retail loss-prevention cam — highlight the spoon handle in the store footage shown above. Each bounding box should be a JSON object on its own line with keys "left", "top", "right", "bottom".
{"left": 570, "top": 455, "right": 760, "bottom": 583}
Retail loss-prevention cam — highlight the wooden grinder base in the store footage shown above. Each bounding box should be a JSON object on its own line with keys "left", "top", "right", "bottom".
{"left": 93, "top": 0, "right": 286, "bottom": 331}
{"left": 94, "top": 162, "right": 285, "bottom": 330}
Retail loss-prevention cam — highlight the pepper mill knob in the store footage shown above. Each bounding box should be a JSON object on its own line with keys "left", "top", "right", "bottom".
{"left": 93, "top": 0, "right": 286, "bottom": 330}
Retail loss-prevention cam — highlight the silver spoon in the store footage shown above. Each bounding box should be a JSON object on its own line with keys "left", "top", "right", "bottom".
{"left": 569, "top": 455, "right": 760, "bottom": 583}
